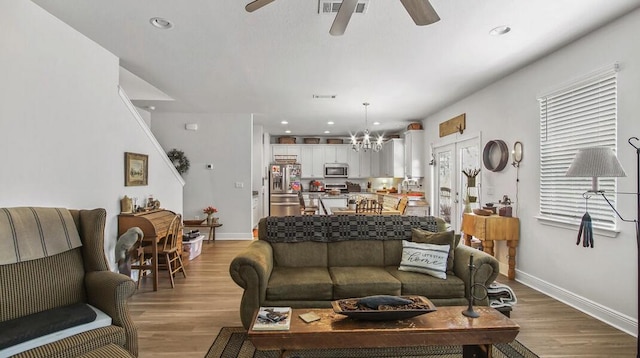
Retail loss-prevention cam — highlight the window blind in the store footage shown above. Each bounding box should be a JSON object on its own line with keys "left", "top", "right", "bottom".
{"left": 538, "top": 66, "right": 619, "bottom": 230}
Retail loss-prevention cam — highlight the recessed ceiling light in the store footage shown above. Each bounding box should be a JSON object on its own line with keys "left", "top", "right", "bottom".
{"left": 324, "top": 130, "right": 331, "bottom": 134}
{"left": 281, "top": 120, "right": 288, "bottom": 124}
{"left": 313, "top": 94, "right": 337, "bottom": 99}
{"left": 285, "top": 130, "right": 291, "bottom": 134}
{"left": 489, "top": 25, "right": 511, "bottom": 36}
{"left": 373, "top": 121, "right": 380, "bottom": 126}
{"left": 144, "top": 105, "right": 155, "bottom": 111}
{"left": 327, "top": 121, "right": 334, "bottom": 125}
{"left": 150, "top": 17, "right": 174, "bottom": 30}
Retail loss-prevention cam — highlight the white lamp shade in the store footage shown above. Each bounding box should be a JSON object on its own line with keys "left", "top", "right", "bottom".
{"left": 565, "top": 147, "right": 627, "bottom": 178}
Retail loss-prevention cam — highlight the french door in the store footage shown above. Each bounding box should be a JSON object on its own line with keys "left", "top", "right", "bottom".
{"left": 432, "top": 135, "right": 481, "bottom": 231}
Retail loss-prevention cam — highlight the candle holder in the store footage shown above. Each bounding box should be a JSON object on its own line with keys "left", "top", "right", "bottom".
{"left": 462, "top": 254, "right": 488, "bottom": 318}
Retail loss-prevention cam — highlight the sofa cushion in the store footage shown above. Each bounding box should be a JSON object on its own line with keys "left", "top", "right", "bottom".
{"left": 328, "top": 240, "right": 384, "bottom": 267}
{"left": 398, "top": 240, "right": 449, "bottom": 279}
{"left": 412, "top": 229, "right": 457, "bottom": 271}
{"left": 383, "top": 239, "right": 403, "bottom": 266}
{"left": 0, "top": 303, "right": 96, "bottom": 350}
{"left": 385, "top": 267, "right": 466, "bottom": 299}
{"left": 272, "top": 241, "right": 328, "bottom": 267}
{"left": 267, "top": 267, "right": 333, "bottom": 301}
{"left": 329, "top": 267, "right": 401, "bottom": 299}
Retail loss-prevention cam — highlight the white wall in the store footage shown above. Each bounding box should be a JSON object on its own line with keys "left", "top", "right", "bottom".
{"left": 151, "top": 113, "right": 254, "bottom": 239}
{"left": 0, "top": 0, "right": 184, "bottom": 269}
{"left": 423, "top": 9, "right": 640, "bottom": 335}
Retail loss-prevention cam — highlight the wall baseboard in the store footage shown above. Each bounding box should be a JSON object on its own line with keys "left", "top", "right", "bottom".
{"left": 516, "top": 270, "right": 637, "bottom": 337}
{"left": 216, "top": 234, "right": 253, "bottom": 240}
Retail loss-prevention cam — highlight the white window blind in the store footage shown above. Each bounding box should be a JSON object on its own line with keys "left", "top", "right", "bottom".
{"left": 538, "top": 65, "right": 619, "bottom": 230}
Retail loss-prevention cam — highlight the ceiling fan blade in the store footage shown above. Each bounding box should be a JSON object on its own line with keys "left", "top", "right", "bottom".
{"left": 329, "top": 0, "right": 359, "bottom": 36}
{"left": 245, "top": 0, "right": 275, "bottom": 12}
{"left": 399, "top": 0, "right": 440, "bottom": 26}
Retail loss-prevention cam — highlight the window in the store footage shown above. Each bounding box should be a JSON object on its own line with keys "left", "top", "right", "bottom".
{"left": 538, "top": 64, "right": 619, "bottom": 230}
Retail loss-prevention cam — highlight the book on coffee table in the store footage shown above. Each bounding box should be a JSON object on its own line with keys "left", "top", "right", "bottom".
{"left": 253, "top": 307, "right": 291, "bottom": 330}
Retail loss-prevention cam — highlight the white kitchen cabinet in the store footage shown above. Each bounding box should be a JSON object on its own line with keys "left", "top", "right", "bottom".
{"left": 347, "top": 149, "right": 361, "bottom": 178}
{"left": 311, "top": 146, "right": 325, "bottom": 178}
{"left": 380, "top": 139, "right": 405, "bottom": 178}
{"left": 404, "top": 130, "right": 424, "bottom": 178}
{"left": 370, "top": 150, "right": 381, "bottom": 178}
{"left": 271, "top": 144, "right": 301, "bottom": 162}
{"left": 325, "top": 145, "right": 349, "bottom": 163}
{"left": 299, "top": 145, "right": 325, "bottom": 178}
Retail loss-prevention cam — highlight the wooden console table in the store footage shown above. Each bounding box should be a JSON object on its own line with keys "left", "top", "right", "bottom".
{"left": 462, "top": 213, "right": 519, "bottom": 280}
{"left": 182, "top": 222, "right": 222, "bottom": 242}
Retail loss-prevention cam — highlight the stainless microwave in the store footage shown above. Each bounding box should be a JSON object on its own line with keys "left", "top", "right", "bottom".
{"left": 324, "top": 163, "right": 349, "bottom": 178}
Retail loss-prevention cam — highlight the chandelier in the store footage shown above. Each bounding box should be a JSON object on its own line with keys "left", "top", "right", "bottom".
{"left": 351, "top": 102, "right": 383, "bottom": 152}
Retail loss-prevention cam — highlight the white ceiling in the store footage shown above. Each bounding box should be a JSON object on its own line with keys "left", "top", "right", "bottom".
{"left": 33, "top": 0, "right": 640, "bottom": 137}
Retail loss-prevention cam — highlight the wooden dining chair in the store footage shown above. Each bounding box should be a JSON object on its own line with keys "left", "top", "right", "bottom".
{"left": 397, "top": 196, "right": 409, "bottom": 215}
{"left": 356, "top": 199, "right": 383, "bottom": 214}
{"left": 298, "top": 191, "right": 318, "bottom": 215}
{"left": 159, "top": 214, "right": 187, "bottom": 288}
{"left": 132, "top": 214, "right": 187, "bottom": 289}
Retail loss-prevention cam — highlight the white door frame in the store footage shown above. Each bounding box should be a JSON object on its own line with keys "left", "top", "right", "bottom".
{"left": 431, "top": 132, "right": 482, "bottom": 231}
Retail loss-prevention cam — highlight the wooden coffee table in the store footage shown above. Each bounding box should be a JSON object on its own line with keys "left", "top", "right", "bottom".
{"left": 249, "top": 306, "right": 519, "bottom": 358}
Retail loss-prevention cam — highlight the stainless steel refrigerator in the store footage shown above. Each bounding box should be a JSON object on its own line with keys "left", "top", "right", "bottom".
{"left": 269, "top": 163, "right": 302, "bottom": 216}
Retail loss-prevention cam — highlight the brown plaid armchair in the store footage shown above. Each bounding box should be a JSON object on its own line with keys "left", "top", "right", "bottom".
{"left": 0, "top": 207, "right": 137, "bottom": 357}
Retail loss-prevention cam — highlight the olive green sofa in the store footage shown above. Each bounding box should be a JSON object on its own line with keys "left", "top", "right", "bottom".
{"left": 229, "top": 215, "right": 500, "bottom": 329}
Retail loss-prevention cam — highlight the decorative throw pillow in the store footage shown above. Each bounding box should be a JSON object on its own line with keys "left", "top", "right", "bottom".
{"left": 398, "top": 240, "right": 449, "bottom": 279}
{"left": 411, "top": 228, "right": 457, "bottom": 271}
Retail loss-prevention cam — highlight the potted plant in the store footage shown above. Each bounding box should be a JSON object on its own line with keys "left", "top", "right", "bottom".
{"left": 348, "top": 198, "right": 357, "bottom": 210}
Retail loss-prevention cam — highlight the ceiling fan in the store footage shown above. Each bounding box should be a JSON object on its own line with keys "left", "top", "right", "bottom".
{"left": 245, "top": 0, "right": 440, "bottom": 36}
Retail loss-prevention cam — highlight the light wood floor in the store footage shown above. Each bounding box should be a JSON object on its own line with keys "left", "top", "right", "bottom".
{"left": 128, "top": 240, "right": 636, "bottom": 357}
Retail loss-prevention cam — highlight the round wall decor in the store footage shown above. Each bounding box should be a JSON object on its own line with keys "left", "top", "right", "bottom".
{"left": 483, "top": 140, "right": 509, "bottom": 172}
{"left": 167, "top": 148, "right": 190, "bottom": 175}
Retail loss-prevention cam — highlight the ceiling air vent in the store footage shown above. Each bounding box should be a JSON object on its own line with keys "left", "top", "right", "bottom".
{"left": 319, "top": 0, "right": 369, "bottom": 15}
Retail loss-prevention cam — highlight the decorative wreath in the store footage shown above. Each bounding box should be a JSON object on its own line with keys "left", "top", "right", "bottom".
{"left": 167, "top": 148, "right": 190, "bottom": 175}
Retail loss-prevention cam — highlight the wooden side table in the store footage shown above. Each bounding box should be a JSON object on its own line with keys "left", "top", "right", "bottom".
{"left": 183, "top": 222, "right": 222, "bottom": 242}
{"left": 461, "top": 213, "right": 519, "bottom": 280}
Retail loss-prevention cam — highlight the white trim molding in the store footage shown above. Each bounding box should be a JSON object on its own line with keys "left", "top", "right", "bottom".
{"left": 516, "top": 269, "right": 637, "bottom": 337}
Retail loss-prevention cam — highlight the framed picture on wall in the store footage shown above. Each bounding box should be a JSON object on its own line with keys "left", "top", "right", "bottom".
{"left": 125, "top": 152, "right": 148, "bottom": 186}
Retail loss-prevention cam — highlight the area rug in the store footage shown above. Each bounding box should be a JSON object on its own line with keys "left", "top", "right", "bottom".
{"left": 206, "top": 327, "right": 539, "bottom": 358}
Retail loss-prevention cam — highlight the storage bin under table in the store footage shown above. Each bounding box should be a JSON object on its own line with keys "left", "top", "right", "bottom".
{"left": 182, "top": 234, "right": 205, "bottom": 260}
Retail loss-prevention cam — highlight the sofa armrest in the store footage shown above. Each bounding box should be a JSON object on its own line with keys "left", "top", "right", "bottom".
{"left": 84, "top": 271, "right": 137, "bottom": 356}
{"left": 452, "top": 245, "right": 499, "bottom": 306}
{"left": 228, "top": 240, "right": 274, "bottom": 329}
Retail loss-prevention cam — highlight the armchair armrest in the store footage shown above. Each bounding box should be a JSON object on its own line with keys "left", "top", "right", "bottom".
{"left": 228, "top": 240, "right": 274, "bottom": 329}
{"left": 84, "top": 271, "right": 137, "bottom": 356}
{"left": 453, "top": 245, "right": 499, "bottom": 306}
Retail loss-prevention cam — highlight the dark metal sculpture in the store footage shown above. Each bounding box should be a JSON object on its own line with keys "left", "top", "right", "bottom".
{"left": 462, "top": 254, "right": 488, "bottom": 318}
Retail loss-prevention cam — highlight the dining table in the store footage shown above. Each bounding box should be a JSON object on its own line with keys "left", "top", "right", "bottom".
{"left": 330, "top": 207, "right": 403, "bottom": 215}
